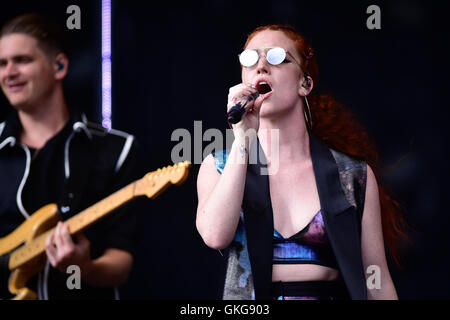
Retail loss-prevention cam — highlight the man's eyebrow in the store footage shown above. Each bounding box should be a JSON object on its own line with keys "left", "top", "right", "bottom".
{"left": 12, "top": 54, "right": 33, "bottom": 58}
{"left": 0, "top": 54, "right": 32, "bottom": 59}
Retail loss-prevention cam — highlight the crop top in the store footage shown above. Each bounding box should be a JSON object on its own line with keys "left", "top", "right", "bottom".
{"left": 273, "top": 210, "right": 339, "bottom": 270}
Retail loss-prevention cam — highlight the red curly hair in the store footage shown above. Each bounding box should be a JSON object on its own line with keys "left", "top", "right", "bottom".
{"left": 244, "top": 24, "right": 410, "bottom": 268}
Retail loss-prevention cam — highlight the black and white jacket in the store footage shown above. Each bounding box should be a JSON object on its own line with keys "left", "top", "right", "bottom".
{"left": 0, "top": 110, "right": 144, "bottom": 299}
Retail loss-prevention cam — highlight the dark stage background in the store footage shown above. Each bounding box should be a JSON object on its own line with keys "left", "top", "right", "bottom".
{"left": 0, "top": 1, "right": 446, "bottom": 299}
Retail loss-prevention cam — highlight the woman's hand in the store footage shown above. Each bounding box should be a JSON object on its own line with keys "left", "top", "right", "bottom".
{"left": 227, "top": 83, "right": 265, "bottom": 136}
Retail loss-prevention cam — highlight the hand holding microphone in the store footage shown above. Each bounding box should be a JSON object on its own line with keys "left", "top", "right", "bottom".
{"left": 226, "top": 84, "right": 263, "bottom": 126}
{"left": 227, "top": 91, "right": 259, "bottom": 124}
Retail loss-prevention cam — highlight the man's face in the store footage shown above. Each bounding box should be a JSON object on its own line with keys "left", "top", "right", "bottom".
{"left": 0, "top": 33, "right": 57, "bottom": 111}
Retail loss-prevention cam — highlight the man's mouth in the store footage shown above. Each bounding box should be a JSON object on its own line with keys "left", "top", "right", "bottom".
{"left": 7, "top": 82, "right": 26, "bottom": 92}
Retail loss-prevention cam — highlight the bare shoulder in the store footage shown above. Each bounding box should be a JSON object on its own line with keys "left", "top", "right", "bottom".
{"left": 363, "top": 164, "right": 381, "bottom": 220}
{"left": 366, "top": 164, "right": 380, "bottom": 199}
{"left": 198, "top": 154, "right": 220, "bottom": 180}
{"left": 197, "top": 154, "right": 220, "bottom": 193}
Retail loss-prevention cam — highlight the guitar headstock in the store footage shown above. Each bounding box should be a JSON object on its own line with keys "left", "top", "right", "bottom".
{"left": 135, "top": 161, "right": 191, "bottom": 199}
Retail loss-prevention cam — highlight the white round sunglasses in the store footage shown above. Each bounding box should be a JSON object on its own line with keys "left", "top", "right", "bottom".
{"left": 238, "top": 47, "right": 301, "bottom": 68}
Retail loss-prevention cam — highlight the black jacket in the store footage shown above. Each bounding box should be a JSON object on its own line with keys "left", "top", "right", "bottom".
{"left": 0, "top": 110, "right": 145, "bottom": 299}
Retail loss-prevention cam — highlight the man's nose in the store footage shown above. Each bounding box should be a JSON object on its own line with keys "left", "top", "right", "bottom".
{"left": 3, "top": 62, "right": 19, "bottom": 79}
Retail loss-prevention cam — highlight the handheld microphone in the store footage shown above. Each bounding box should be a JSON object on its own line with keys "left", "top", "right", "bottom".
{"left": 227, "top": 92, "right": 259, "bottom": 124}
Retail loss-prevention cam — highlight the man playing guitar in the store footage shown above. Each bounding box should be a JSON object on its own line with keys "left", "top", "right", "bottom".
{"left": 0, "top": 13, "right": 145, "bottom": 299}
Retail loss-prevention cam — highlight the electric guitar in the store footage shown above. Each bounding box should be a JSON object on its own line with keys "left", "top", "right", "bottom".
{"left": 0, "top": 161, "right": 191, "bottom": 300}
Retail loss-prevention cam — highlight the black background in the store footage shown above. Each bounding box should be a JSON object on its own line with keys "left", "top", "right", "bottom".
{"left": 0, "top": 0, "right": 446, "bottom": 299}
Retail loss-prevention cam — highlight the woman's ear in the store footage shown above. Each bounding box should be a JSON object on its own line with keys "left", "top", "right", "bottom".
{"left": 298, "top": 72, "right": 313, "bottom": 97}
{"left": 53, "top": 53, "right": 69, "bottom": 80}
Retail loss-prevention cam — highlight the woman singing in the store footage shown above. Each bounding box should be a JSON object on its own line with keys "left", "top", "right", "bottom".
{"left": 196, "top": 24, "right": 407, "bottom": 300}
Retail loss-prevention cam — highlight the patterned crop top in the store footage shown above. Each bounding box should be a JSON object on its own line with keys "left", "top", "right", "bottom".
{"left": 273, "top": 210, "right": 339, "bottom": 270}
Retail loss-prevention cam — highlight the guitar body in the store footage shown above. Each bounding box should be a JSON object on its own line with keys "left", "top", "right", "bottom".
{"left": 0, "top": 204, "right": 60, "bottom": 300}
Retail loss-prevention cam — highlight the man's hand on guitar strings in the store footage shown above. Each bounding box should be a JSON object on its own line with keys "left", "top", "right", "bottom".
{"left": 45, "top": 222, "right": 92, "bottom": 274}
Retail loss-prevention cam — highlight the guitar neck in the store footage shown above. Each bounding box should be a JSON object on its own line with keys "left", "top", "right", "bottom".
{"left": 9, "top": 182, "right": 138, "bottom": 270}
{"left": 8, "top": 161, "right": 190, "bottom": 271}
{"left": 67, "top": 183, "right": 136, "bottom": 234}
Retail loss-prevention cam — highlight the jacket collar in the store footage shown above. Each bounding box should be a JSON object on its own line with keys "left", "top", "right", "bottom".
{"left": 0, "top": 111, "right": 21, "bottom": 143}
{"left": 243, "top": 132, "right": 353, "bottom": 216}
{"left": 308, "top": 133, "right": 353, "bottom": 215}
{"left": 0, "top": 107, "right": 92, "bottom": 151}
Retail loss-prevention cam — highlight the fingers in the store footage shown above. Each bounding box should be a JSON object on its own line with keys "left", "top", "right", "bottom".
{"left": 54, "top": 221, "right": 74, "bottom": 251}
{"left": 44, "top": 222, "right": 92, "bottom": 274}
{"left": 75, "top": 232, "right": 90, "bottom": 251}
{"left": 45, "top": 231, "right": 57, "bottom": 266}
{"left": 227, "top": 83, "right": 259, "bottom": 111}
{"left": 252, "top": 94, "right": 266, "bottom": 110}
{"left": 45, "top": 222, "right": 76, "bottom": 271}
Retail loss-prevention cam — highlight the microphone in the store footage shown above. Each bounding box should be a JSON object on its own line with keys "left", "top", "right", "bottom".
{"left": 227, "top": 91, "right": 259, "bottom": 124}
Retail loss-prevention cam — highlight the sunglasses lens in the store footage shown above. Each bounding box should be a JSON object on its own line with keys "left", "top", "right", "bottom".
{"left": 239, "top": 49, "right": 259, "bottom": 67}
{"left": 267, "top": 47, "right": 286, "bottom": 65}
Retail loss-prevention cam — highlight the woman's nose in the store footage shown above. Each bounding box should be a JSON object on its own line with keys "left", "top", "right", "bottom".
{"left": 256, "top": 54, "right": 270, "bottom": 74}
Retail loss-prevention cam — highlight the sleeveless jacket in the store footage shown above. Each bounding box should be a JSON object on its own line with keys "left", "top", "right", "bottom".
{"left": 213, "top": 133, "right": 367, "bottom": 300}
